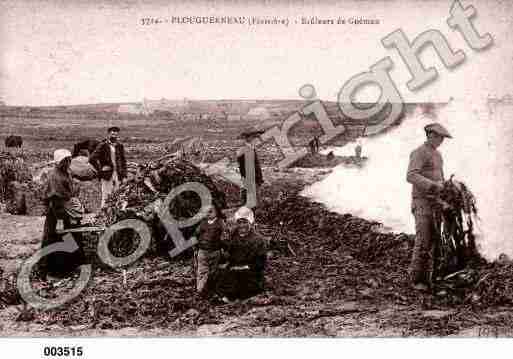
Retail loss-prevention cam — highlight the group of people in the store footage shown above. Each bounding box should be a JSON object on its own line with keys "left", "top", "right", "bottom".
{"left": 37, "top": 117, "right": 450, "bottom": 297}
{"left": 193, "top": 205, "right": 269, "bottom": 302}
{"left": 39, "top": 125, "right": 270, "bottom": 302}
{"left": 39, "top": 126, "right": 127, "bottom": 280}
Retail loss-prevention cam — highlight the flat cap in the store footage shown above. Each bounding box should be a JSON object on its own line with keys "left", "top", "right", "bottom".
{"left": 424, "top": 123, "right": 452, "bottom": 138}
{"left": 238, "top": 129, "right": 265, "bottom": 140}
{"left": 108, "top": 126, "right": 120, "bottom": 132}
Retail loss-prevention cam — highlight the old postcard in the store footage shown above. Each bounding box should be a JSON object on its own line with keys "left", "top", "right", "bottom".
{"left": 1, "top": 0, "right": 513, "bottom": 357}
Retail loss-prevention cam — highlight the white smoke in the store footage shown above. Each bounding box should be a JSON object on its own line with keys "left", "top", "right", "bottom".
{"left": 302, "top": 100, "right": 513, "bottom": 260}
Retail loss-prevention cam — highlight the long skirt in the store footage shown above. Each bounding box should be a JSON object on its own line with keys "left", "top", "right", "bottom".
{"left": 216, "top": 264, "right": 266, "bottom": 300}
{"left": 39, "top": 202, "right": 85, "bottom": 279}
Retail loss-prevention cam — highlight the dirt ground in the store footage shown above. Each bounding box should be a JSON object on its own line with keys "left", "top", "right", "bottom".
{"left": 2, "top": 172, "right": 513, "bottom": 338}
{"left": 2, "top": 111, "right": 513, "bottom": 337}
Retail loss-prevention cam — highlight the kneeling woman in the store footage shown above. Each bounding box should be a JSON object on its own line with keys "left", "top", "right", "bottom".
{"left": 217, "top": 207, "right": 270, "bottom": 301}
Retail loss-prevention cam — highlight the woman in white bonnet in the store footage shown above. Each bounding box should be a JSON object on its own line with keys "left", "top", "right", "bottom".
{"left": 39, "top": 149, "right": 85, "bottom": 281}
{"left": 217, "top": 206, "right": 270, "bottom": 301}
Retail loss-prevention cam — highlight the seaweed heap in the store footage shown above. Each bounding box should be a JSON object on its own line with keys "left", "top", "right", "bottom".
{"left": 89, "top": 158, "right": 230, "bottom": 260}
{"left": 466, "top": 262, "right": 513, "bottom": 307}
{"left": 256, "top": 183, "right": 411, "bottom": 261}
{"left": 436, "top": 178, "right": 482, "bottom": 276}
{"left": 0, "top": 152, "right": 39, "bottom": 214}
{"left": 0, "top": 269, "right": 21, "bottom": 309}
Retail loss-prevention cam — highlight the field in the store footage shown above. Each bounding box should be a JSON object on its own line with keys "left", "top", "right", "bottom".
{"left": 1, "top": 102, "right": 513, "bottom": 337}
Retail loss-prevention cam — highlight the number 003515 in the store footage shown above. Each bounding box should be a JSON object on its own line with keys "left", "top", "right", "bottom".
{"left": 43, "top": 346, "right": 83, "bottom": 357}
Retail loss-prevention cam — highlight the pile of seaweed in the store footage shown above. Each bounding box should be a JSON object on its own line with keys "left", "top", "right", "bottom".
{"left": 85, "top": 158, "right": 235, "bottom": 260}
{"left": 0, "top": 152, "right": 35, "bottom": 214}
{"left": 22, "top": 175, "right": 512, "bottom": 334}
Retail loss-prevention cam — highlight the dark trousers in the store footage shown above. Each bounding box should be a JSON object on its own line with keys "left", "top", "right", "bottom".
{"left": 240, "top": 185, "right": 261, "bottom": 207}
{"left": 409, "top": 200, "right": 441, "bottom": 285}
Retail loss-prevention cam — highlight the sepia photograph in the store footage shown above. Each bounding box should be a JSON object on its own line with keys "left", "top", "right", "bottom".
{"left": 1, "top": 0, "right": 513, "bottom": 356}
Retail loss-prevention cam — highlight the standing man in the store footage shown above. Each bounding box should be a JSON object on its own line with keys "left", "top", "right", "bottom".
{"left": 355, "top": 142, "right": 362, "bottom": 160}
{"left": 406, "top": 123, "right": 452, "bottom": 291}
{"left": 308, "top": 135, "right": 320, "bottom": 154}
{"left": 89, "top": 126, "right": 127, "bottom": 208}
{"left": 236, "top": 129, "right": 264, "bottom": 207}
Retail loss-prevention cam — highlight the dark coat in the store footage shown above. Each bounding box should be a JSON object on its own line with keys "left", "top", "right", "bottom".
{"left": 224, "top": 228, "right": 269, "bottom": 269}
{"left": 194, "top": 218, "right": 226, "bottom": 252}
{"left": 44, "top": 166, "right": 74, "bottom": 205}
{"left": 72, "top": 139, "right": 100, "bottom": 157}
{"left": 40, "top": 166, "right": 84, "bottom": 278}
{"left": 236, "top": 147, "right": 263, "bottom": 186}
{"left": 216, "top": 228, "right": 269, "bottom": 300}
{"left": 89, "top": 139, "right": 127, "bottom": 180}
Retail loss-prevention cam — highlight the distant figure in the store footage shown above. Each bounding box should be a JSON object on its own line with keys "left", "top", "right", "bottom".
{"left": 72, "top": 139, "right": 100, "bottom": 158}
{"left": 355, "top": 143, "right": 362, "bottom": 159}
{"left": 89, "top": 127, "right": 127, "bottom": 208}
{"left": 308, "top": 135, "right": 320, "bottom": 154}
{"left": 5, "top": 135, "right": 22, "bottom": 148}
{"left": 237, "top": 129, "right": 264, "bottom": 207}
{"left": 326, "top": 151, "right": 335, "bottom": 160}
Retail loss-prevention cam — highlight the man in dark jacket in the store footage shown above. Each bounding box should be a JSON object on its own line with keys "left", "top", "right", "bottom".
{"left": 236, "top": 130, "right": 264, "bottom": 207}
{"left": 89, "top": 126, "right": 127, "bottom": 208}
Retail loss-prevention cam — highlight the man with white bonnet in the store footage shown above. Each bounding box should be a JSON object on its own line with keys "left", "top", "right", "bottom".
{"left": 217, "top": 206, "right": 270, "bottom": 301}
{"left": 39, "top": 149, "right": 85, "bottom": 280}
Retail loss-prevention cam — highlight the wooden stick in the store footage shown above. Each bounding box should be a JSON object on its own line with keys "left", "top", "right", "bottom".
{"left": 56, "top": 226, "right": 106, "bottom": 234}
{"left": 287, "top": 243, "right": 297, "bottom": 257}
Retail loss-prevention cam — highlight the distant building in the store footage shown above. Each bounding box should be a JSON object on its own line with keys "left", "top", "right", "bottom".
{"left": 245, "top": 106, "right": 270, "bottom": 121}
{"left": 227, "top": 113, "right": 242, "bottom": 121}
{"left": 118, "top": 103, "right": 146, "bottom": 115}
{"left": 143, "top": 98, "right": 188, "bottom": 114}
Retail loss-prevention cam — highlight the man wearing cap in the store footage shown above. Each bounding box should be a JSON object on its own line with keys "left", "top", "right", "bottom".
{"left": 236, "top": 130, "right": 264, "bottom": 207}
{"left": 406, "top": 122, "right": 452, "bottom": 291}
{"left": 89, "top": 126, "right": 127, "bottom": 208}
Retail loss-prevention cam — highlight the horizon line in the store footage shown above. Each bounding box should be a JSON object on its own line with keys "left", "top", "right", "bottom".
{"left": 0, "top": 99, "right": 451, "bottom": 108}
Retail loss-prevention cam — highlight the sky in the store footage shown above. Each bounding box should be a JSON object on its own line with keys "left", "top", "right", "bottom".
{"left": 0, "top": 0, "right": 512, "bottom": 106}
